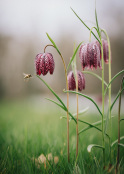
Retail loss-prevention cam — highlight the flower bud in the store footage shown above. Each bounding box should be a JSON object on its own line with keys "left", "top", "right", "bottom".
{"left": 67, "top": 71, "right": 85, "bottom": 91}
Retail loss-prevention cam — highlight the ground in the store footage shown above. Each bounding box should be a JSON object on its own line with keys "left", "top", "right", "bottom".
{"left": 0, "top": 97, "right": 124, "bottom": 174}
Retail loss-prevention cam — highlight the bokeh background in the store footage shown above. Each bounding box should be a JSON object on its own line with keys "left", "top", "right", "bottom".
{"left": 0, "top": 0, "right": 124, "bottom": 99}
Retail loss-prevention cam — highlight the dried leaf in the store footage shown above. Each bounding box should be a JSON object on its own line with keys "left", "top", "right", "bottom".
{"left": 54, "top": 156, "right": 59, "bottom": 164}
{"left": 47, "top": 153, "right": 53, "bottom": 161}
{"left": 38, "top": 154, "right": 46, "bottom": 164}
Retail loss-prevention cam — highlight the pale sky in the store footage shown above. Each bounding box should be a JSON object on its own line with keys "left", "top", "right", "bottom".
{"left": 0, "top": 0, "right": 124, "bottom": 42}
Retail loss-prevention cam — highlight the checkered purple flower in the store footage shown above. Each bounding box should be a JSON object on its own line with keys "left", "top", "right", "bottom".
{"left": 79, "top": 42, "right": 101, "bottom": 70}
{"left": 35, "top": 53, "right": 55, "bottom": 76}
{"left": 95, "top": 39, "right": 111, "bottom": 64}
{"left": 67, "top": 71, "right": 85, "bottom": 91}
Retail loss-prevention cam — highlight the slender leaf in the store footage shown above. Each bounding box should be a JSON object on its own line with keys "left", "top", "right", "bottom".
{"left": 79, "top": 120, "right": 104, "bottom": 134}
{"left": 71, "top": 8, "right": 99, "bottom": 42}
{"left": 78, "top": 119, "right": 102, "bottom": 134}
{"left": 67, "top": 42, "right": 83, "bottom": 71}
{"left": 46, "top": 33, "right": 61, "bottom": 55}
{"left": 118, "top": 143, "right": 124, "bottom": 147}
{"left": 64, "top": 90, "right": 103, "bottom": 117}
{"left": 110, "top": 87, "right": 124, "bottom": 111}
{"left": 78, "top": 119, "right": 110, "bottom": 139}
{"left": 95, "top": 7, "right": 100, "bottom": 37}
{"left": 60, "top": 115, "right": 109, "bottom": 138}
{"left": 60, "top": 111, "right": 104, "bottom": 129}
{"left": 87, "top": 144, "right": 104, "bottom": 153}
{"left": 79, "top": 116, "right": 115, "bottom": 135}
{"left": 61, "top": 107, "right": 89, "bottom": 121}
{"left": 45, "top": 98, "right": 77, "bottom": 123}
{"left": 45, "top": 98, "right": 66, "bottom": 111}
{"left": 73, "top": 107, "right": 89, "bottom": 117}
{"left": 111, "top": 136, "right": 124, "bottom": 147}
{"left": 71, "top": 43, "right": 77, "bottom": 80}
{"left": 82, "top": 71, "right": 108, "bottom": 86}
{"left": 104, "top": 69, "right": 124, "bottom": 95}
{"left": 120, "top": 118, "right": 124, "bottom": 122}
{"left": 37, "top": 76, "right": 66, "bottom": 109}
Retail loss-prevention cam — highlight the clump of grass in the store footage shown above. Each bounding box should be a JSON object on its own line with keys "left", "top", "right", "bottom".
{"left": 0, "top": 100, "right": 124, "bottom": 173}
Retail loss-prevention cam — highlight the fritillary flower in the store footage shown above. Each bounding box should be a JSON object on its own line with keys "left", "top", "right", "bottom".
{"left": 67, "top": 71, "right": 85, "bottom": 91}
{"left": 35, "top": 53, "right": 55, "bottom": 76}
{"left": 95, "top": 39, "right": 111, "bottom": 64}
{"left": 79, "top": 42, "right": 101, "bottom": 70}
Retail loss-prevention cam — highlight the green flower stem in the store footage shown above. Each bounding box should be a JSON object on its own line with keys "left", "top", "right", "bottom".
{"left": 89, "top": 26, "right": 98, "bottom": 42}
{"left": 44, "top": 44, "right": 54, "bottom": 53}
{"left": 44, "top": 44, "right": 70, "bottom": 162}
{"left": 102, "top": 29, "right": 112, "bottom": 164}
{"left": 100, "top": 36, "right": 105, "bottom": 166}
{"left": 116, "top": 77, "right": 124, "bottom": 171}
{"left": 76, "top": 71, "right": 79, "bottom": 159}
{"left": 59, "top": 53, "right": 70, "bottom": 163}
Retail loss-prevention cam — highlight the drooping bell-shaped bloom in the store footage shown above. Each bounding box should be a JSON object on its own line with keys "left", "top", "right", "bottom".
{"left": 95, "top": 39, "right": 110, "bottom": 64}
{"left": 67, "top": 71, "right": 85, "bottom": 91}
{"left": 79, "top": 42, "right": 101, "bottom": 70}
{"left": 35, "top": 53, "right": 55, "bottom": 76}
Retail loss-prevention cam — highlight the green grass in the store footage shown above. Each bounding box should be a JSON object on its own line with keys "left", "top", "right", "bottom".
{"left": 0, "top": 97, "right": 124, "bottom": 174}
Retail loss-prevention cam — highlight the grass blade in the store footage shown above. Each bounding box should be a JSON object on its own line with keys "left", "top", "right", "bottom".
{"left": 64, "top": 90, "right": 102, "bottom": 117}
{"left": 37, "top": 75, "right": 66, "bottom": 109}
{"left": 104, "top": 69, "right": 124, "bottom": 95}
{"left": 46, "top": 33, "right": 61, "bottom": 55}
{"left": 87, "top": 144, "right": 104, "bottom": 153}
{"left": 71, "top": 8, "right": 99, "bottom": 42}
{"left": 67, "top": 42, "right": 83, "bottom": 71}
{"left": 82, "top": 71, "right": 108, "bottom": 86}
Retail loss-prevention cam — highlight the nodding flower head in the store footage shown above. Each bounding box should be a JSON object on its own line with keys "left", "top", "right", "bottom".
{"left": 95, "top": 39, "right": 111, "bottom": 64}
{"left": 35, "top": 53, "right": 55, "bottom": 76}
{"left": 79, "top": 42, "right": 101, "bottom": 70}
{"left": 67, "top": 71, "right": 85, "bottom": 91}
